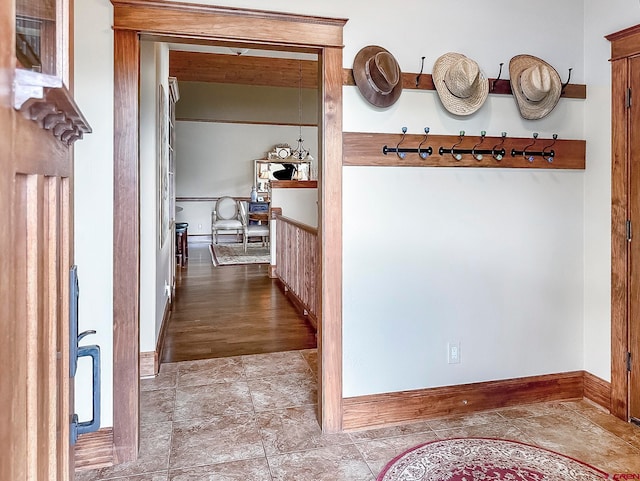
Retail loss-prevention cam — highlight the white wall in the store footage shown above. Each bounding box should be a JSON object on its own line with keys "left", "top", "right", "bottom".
{"left": 140, "top": 41, "right": 172, "bottom": 355}
{"left": 175, "top": 121, "right": 318, "bottom": 235}
{"left": 73, "top": 0, "right": 629, "bottom": 426}
{"left": 74, "top": 0, "right": 114, "bottom": 426}
{"left": 271, "top": 188, "right": 318, "bottom": 228}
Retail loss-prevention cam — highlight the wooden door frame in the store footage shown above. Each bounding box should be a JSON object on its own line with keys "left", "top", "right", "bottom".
{"left": 607, "top": 24, "right": 640, "bottom": 421}
{"left": 111, "top": 0, "right": 346, "bottom": 462}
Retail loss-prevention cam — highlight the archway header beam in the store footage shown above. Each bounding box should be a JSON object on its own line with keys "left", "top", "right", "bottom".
{"left": 111, "top": 0, "right": 346, "bottom": 48}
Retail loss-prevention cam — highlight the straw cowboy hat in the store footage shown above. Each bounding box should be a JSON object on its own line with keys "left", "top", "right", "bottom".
{"left": 353, "top": 45, "right": 403, "bottom": 108}
{"left": 509, "top": 54, "right": 562, "bottom": 120}
{"left": 432, "top": 52, "right": 489, "bottom": 116}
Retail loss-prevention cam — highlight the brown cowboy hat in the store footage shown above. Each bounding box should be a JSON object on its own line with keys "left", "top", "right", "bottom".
{"left": 353, "top": 45, "right": 403, "bottom": 108}
{"left": 509, "top": 55, "right": 562, "bottom": 120}
{"left": 432, "top": 52, "right": 489, "bottom": 116}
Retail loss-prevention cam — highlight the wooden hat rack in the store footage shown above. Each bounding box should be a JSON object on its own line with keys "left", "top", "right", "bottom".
{"left": 343, "top": 129, "right": 585, "bottom": 170}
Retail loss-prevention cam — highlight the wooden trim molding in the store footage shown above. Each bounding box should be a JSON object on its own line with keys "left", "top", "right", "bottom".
{"left": 343, "top": 371, "right": 585, "bottom": 430}
{"left": 112, "top": 28, "right": 140, "bottom": 464}
{"left": 271, "top": 180, "right": 318, "bottom": 189}
{"left": 343, "top": 132, "right": 586, "bottom": 170}
{"left": 139, "top": 352, "right": 156, "bottom": 378}
{"left": 111, "top": 0, "right": 347, "bottom": 48}
{"left": 583, "top": 371, "right": 611, "bottom": 411}
{"left": 343, "top": 69, "right": 586, "bottom": 99}
{"left": 607, "top": 25, "right": 638, "bottom": 421}
{"left": 155, "top": 298, "right": 171, "bottom": 371}
{"left": 110, "top": 0, "right": 346, "bottom": 462}
{"left": 318, "top": 46, "right": 343, "bottom": 433}
{"left": 13, "top": 69, "right": 91, "bottom": 145}
{"left": 74, "top": 428, "right": 114, "bottom": 471}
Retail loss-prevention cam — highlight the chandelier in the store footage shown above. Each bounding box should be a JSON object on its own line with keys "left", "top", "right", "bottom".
{"left": 291, "top": 60, "right": 310, "bottom": 161}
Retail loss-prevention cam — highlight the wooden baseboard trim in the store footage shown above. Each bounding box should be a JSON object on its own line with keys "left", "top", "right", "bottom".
{"left": 74, "top": 427, "right": 114, "bottom": 471}
{"left": 342, "top": 371, "right": 584, "bottom": 430}
{"left": 156, "top": 298, "right": 171, "bottom": 371}
{"left": 583, "top": 371, "right": 611, "bottom": 411}
{"left": 140, "top": 299, "right": 172, "bottom": 378}
{"left": 139, "top": 351, "right": 156, "bottom": 378}
{"left": 269, "top": 264, "right": 277, "bottom": 278}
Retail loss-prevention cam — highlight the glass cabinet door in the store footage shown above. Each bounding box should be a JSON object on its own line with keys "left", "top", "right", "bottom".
{"left": 16, "top": 0, "right": 57, "bottom": 74}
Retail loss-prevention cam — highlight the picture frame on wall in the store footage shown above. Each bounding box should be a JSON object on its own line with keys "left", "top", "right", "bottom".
{"left": 158, "top": 83, "right": 169, "bottom": 248}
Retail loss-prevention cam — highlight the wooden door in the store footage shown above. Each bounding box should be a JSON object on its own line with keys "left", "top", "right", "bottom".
{"left": 0, "top": 0, "right": 84, "bottom": 478}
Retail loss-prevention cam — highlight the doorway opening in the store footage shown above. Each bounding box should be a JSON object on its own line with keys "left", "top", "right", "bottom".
{"left": 111, "top": 0, "right": 346, "bottom": 463}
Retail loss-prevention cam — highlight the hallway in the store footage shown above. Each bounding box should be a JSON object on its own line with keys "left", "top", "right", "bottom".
{"left": 161, "top": 243, "right": 317, "bottom": 362}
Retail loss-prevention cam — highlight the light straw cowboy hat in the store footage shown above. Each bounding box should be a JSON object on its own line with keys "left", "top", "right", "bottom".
{"left": 353, "top": 45, "right": 403, "bottom": 108}
{"left": 509, "top": 54, "right": 562, "bottom": 120}
{"left": 432, "top": 52, "right": 489, "bottom": 116}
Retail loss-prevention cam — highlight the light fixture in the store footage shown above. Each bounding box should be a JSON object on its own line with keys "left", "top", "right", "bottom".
{"left": 291, "top": 60, "right": 310, "bottom": 161}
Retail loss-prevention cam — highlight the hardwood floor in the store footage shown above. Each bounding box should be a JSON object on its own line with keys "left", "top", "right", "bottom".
{"left": 160, "top": 243, "right": 317, "bottom": 362}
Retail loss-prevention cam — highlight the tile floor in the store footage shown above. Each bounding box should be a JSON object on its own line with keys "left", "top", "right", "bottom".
{"left": 77, "top": 349, "right": 640, "bottom": 481}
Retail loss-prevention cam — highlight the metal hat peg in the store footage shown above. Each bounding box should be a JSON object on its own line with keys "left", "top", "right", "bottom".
{"left": 542, "top": 133, "right": 558, "bottom": 163}
{"left": 396, "top": 127, "right": 408, "bottom": 159}
{"left": 417, "top": 127, "right": 431, "bottom": 159}
{"left": 472, "top": 131, "right": 486, "bottom": 161}
{"left": 492, "top": 132, "right": 507, "bottom": 161}
{"left": 523, "top": 132, "right": 538, "bottom": 163}
{"left": 451, "top": 131, "right": 465, "bottom": 161}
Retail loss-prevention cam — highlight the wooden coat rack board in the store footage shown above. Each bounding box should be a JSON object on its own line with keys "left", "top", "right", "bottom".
{"left": 343, "top": 131, "right": 586, "bottom": 169}
{"left": 342, "top": 69, "right": 587, "bottom": 99}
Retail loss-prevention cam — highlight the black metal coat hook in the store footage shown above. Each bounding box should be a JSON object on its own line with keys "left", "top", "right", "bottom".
{"left": 438, "top": 131, "right": 466, "bottom": 160}
{"left": 471, "top": 131, "right": 487, "bottom": 161}
{"left": 492, "top": 132, "right": 507, "bottom": 161}
{"left": 491, "top": 63, "right": 504, "bottom": 92}
{"left": 382, "top": 127, "right": 433, "bottom": 159}
{"left": 541, "top": 134, "right": 558, "bottom": 163}
{"left": 561, "top": 68, "right": 573, "bottom": 94}
{"left": 510, "top": 133, "right": 559, "bottom": 163}
{"left": 417, "top": 127, "right": 432, "bottom": 159}
{"left": 416, "top": 56, "right": 426, "bottom": 87}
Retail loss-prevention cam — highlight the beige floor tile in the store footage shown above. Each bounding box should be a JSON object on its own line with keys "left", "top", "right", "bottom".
{"left": 92, "top": 475, "right": 168, "bottom": 481}
{"left": 169, "top": 458, "right": 273, "bottom": 481}
{"left": 177, "top": 357, "right": 245, "bottom": 387}
{"left": 170, "top": 414, "right": 264, "bottom": 469}
{"left": 268, "top": 444, "right": 375, "bottom": 481}
{"left": 427, "top": 410, "right": 505, "bottom": 431}
{"left": 434, "top": 420, "right": 532, "bottom": 443}
{"left": 159, "top": 362, "right": 179, "bottom": 373}
{"left": 174, "top": 381, "right": 254, "bottom": 420}
{"left": 355, "top": 431, "right": 440, "bottom": 478}
{"left": 141, "top": 370, "right": 177, "bottom": 392}
{"left": 257, "top": 405, "right": 352, "bottom": 455}
{"left": 496, "top": 401, "right": 577, "bottom": 420}
{"left": 75, "top": 422, "right": 172, "bottom": 480}
{"left": 348, "top": 420, "right": 435, "bottom": 442}
{"left": 248, "top": 372, "right": 316, "bottom": 411}
{"left": 511, "top": 411, "right": 640, "bottom": 474}
{"left": 300, "top": 349, "right": 318, "bottom": 378}
{"left": 141, "top": 388, "right": 175, "bottom": 424}
{"left": 242, "top": 351, "right": 311, "bottom": 379}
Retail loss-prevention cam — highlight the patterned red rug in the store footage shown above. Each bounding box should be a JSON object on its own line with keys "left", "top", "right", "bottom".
{"left": 377, "top": 438, "right": 608, "bottom": 481}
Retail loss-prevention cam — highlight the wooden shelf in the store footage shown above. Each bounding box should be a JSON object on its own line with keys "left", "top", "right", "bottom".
{"left": 13, "top": 69, "right": 92, "bottom": 145}
{"left": 343, "top": 132, "right": 586, "bottom": 170}
{"left": 271, "top": 180, "right": 318, "bottom": 188}
{"left": 343, "top": 69, "right": 587, "bottom": 100}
